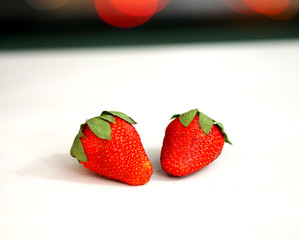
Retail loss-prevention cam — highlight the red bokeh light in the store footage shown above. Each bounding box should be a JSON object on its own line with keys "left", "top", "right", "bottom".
{"left": 156, "top": 0, "right": 169, "bottom": 13}
{"left": 94, "top": 0, "right": 169, "bottom": 28}
{"left": 95, "top": 0, "right": 153, "bottom": 28}
{"left": 110, "top": 0, "right": 159, "bottom": 17}
{"left": 110, "top": 0, "right": 169, "bottom": 17}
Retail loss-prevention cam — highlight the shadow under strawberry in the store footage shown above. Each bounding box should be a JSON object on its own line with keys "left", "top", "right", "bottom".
{"left": 17, "top": 153, "right": 128, "bottom": 186}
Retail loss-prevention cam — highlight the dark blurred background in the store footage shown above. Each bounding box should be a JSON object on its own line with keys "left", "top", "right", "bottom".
{"left": 1, "top": 0, "right": 299, "bottom": 50}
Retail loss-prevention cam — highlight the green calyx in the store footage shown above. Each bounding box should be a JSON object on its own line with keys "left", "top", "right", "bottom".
{"left": 70, "top": 111, "right": 137, "bottom": 163}
{"left": 70, "top": 124, "right": 88, "bottom": 163}
{"left": 171, "top": 108, "right": 232, "bottom": 145}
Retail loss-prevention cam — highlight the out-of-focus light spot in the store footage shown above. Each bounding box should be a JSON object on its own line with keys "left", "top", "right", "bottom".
{"left": 157, "top": 0, "right": 169, "bottom": 12}
{"left": 243, "top": 0, "right": 291, "bottom": 15}
{"left": 109, "top": 0, "right": 169, "bottom": 17}
{"left": 266, "top": 9, "right": 297, "bottom": 20}
{"left": 95, "top": 0, "right": 153, "bottom": 28}
{"left": 266, "top": 0, "right": 298, "bottom": 20}
{"left": 110, "top": 0, "right": 159, "bottom": 17}
{"left": 26, "top": 0, "right": 71, "bottom": 10}
{"left": 222, "top": 0, "right": 296, "bottom": 18}
{"left": 221, "top": 0, "right": 258, "bottom": 15}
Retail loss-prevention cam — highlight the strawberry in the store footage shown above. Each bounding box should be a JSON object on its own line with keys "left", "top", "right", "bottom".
{"left": 160, "top": 108, "right": 232, "bottom": 176}
{"left": 70, "top": 111, "right": 153, "bottom": 185}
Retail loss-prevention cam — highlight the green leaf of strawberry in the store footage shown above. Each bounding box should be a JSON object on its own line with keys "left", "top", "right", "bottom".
{"left": 179, "top": 108, "right": 198, "bottom": 127}
{"left": 70, "top": 111, "right": 138, "bottom": 164}
{"left": 170, "top": 114, "right": 180, "bottom": 120}
{"left": 99, "top": 113, "right": 116, "bottom": 124}
{"left": 78, "top": 124, "right": 86, "bottom": 139}
{"left": 103, "top": 111, "right": 137, "bottom": 124}
{"left": 70, "top": 126, "right": 88, "bottom": 163}
{"left": 172, "top": 108, "right": 232, "bottom": 144}
{"left": 199, "top": 112, "right": 213, "bottom": 135}
{"left": 215, "top": 122, "right": 232, "bottom": 145}
{"left": 87, "top": 117, "right": 111, "bottom": 140}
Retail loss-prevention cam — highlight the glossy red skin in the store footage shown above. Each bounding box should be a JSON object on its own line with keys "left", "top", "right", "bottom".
{"left": 80, "top": 117, "right": 153, "bottom": 185}
{"left": 161, "top": 115, "right": 225, "bottom": 176}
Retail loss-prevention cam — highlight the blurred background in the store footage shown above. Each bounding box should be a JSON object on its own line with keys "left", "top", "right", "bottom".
{"left": 1, "top": 0, "right": 299, "bottom": 50}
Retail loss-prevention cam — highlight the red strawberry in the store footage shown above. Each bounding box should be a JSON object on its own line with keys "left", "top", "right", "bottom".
{"left": 70, "top": 111, "right": 153, "bottom": 185}
{"left": 161, "top": 108, "right": 231, "bottom": 176}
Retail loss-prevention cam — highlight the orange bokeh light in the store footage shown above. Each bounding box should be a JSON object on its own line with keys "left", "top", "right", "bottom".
{"left": 222, "top": 0, "right": 297, "bottom": 20}
{"left": 243, "top": 0, "right": 291, "bottom": 15}
{"left": 266, "top": 0, "right": 298, "bottom": 20}
{"left": 221, "top": 0, "right": 258, "bottom": 15}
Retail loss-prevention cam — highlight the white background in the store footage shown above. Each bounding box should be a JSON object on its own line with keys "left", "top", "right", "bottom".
{"left": 1, "top": 40, "right": 299, "bottom": 240}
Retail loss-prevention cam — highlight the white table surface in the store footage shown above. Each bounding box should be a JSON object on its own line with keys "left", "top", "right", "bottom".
{"left": 1, "top": 40, "right": 299, "bottom": 240}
